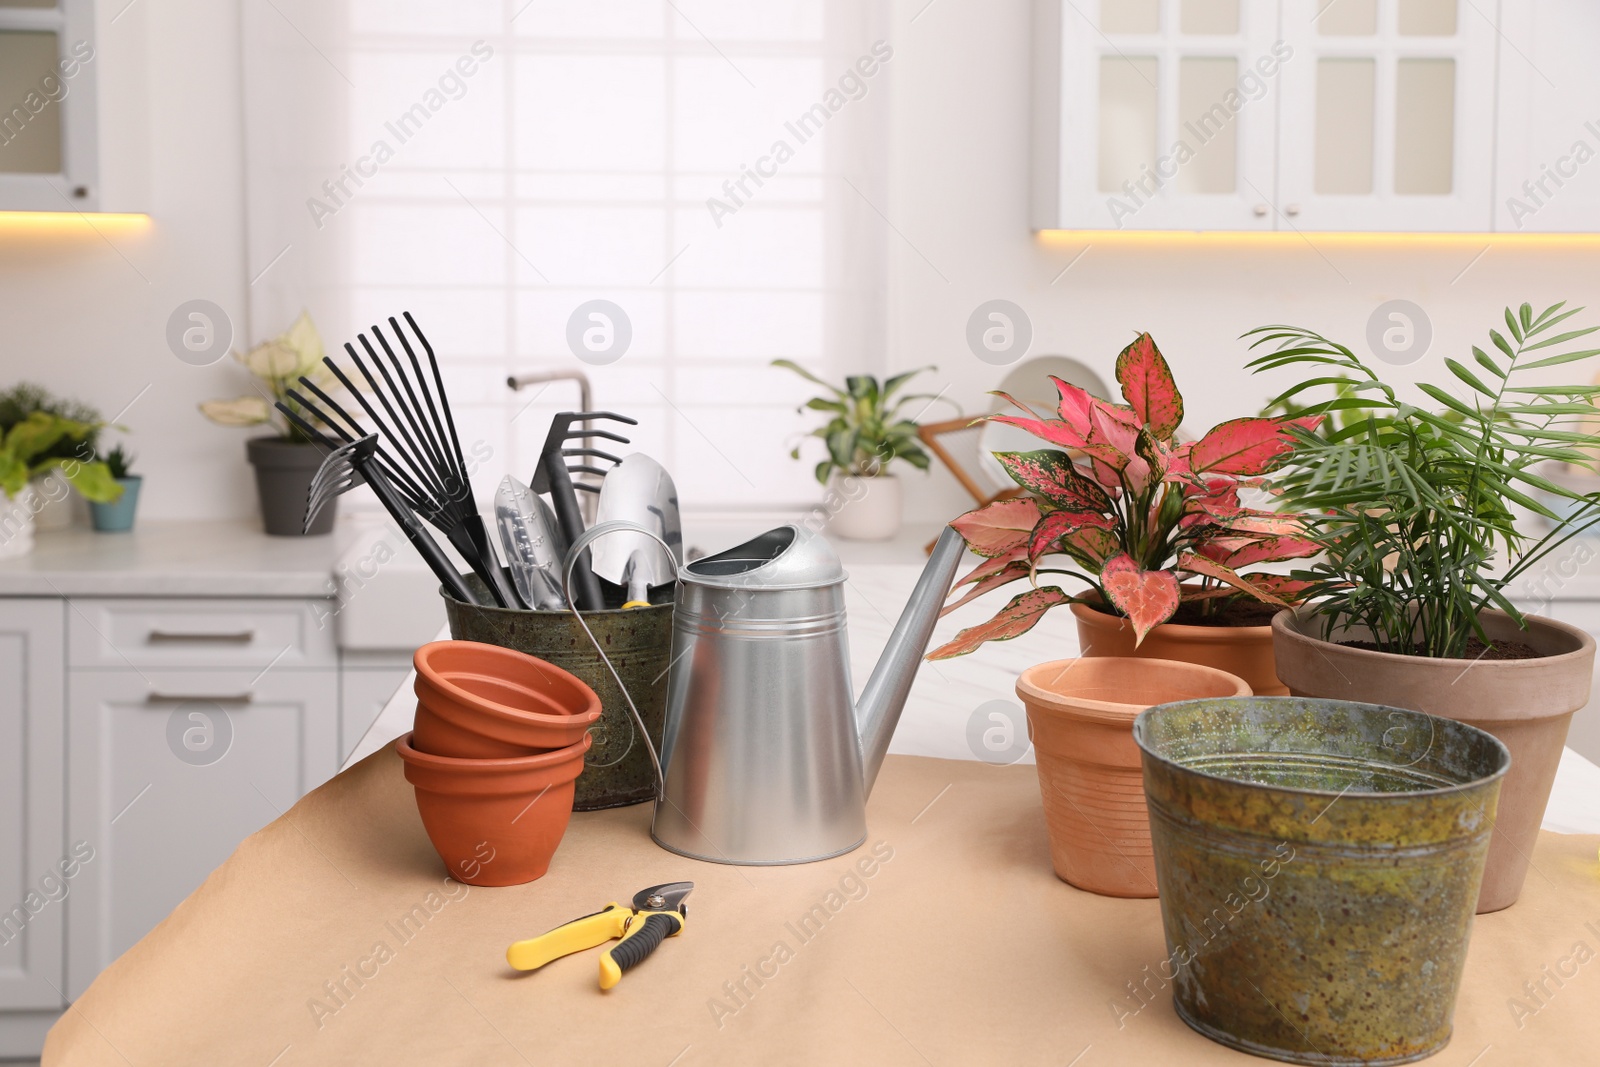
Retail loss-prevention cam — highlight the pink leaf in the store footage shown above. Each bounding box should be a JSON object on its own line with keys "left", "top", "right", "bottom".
{"left": 941, "top": 560, "right": 1033, "bottom": 616}
{"left": 1115, "top": 333, "right": 1184, "bottom": 438}
{"left": 1198, "top": 534, "right": 1321, "bottom": 569}
{"left": 1099, "top": 553, "right": 1180, "bottom": 647}
{"left": 1059, "top": 524, "right": 1121, "bottom": 569}
{"left": 1049, "top": 376, "right": 1096, "bottom": 436}
{"left": 1190, "top": 417, "right": 1304, "bottom": 476}
{"left": 987, "top": 414, "right": 1088, "bottom": 451}
{"left": 953, "top": 544, "right": 1028, "bottom": 589}
{"left": 927, "top": 586, "right": 1072, "bottom": 660}
{"left": 994, "top": 450, "right": 1112, "bottom": 512}
{"left": 1178, "top": 552, "right": 1290, "bottom": 606}
{"left": 1247, "top": 573, "right": 1317, "bottom": 604}
{"left": 1027, "top": 508, "right": 1116, "bottom": 562}
{"left": 950, "top": 499, "right": 1041, "bottom": 558}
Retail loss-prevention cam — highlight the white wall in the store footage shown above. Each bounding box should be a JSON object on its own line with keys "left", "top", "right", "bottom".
{"left": 3, "top": 1, "right": 1598, "bottom": 526}
{"left": 885, "top": 0, "right": 1600, "bottom": 524}
{"left": 0, "top": 0, "right": 255, "bottom": 522}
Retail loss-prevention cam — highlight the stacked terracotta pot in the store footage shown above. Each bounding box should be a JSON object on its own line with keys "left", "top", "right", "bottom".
{"left": 397, "top": 640, "right": 602, "bottom": 886}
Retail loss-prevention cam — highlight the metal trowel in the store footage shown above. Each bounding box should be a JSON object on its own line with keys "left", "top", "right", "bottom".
{"left": 590, "top": 454, "right": 682, "bottom": 607}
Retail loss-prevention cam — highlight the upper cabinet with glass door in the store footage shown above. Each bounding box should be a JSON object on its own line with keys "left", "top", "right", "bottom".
{"left": 1276, "top": 0, "right": 1494, "bottom": 231}
{"left": 0, "top": 0, "right": 99, "bottom": 211}
{"left": 1037, "top": 0, "right": 1284, "bottom": 230}
{"left": 1034, "top": 0, "right": 1500, "bottom": 232}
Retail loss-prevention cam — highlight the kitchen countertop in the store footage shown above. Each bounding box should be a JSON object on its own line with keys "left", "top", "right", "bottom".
{"left": 0, "top": 520, "right": 348, "bottom": 598}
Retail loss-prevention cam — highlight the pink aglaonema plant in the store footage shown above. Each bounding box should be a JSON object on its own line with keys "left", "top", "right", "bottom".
{"left": 927, "top": 333, "right": 1321, "bottom": 659}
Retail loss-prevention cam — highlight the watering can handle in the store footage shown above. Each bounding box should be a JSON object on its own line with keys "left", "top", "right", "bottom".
{"left": 560, "top": 520, "right": 677, "bottom": 802}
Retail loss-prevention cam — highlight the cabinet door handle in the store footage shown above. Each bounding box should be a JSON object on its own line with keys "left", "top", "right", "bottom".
{"left": 1284, "top": 204, "right": 1302, "bottom": 217}
{"left": 147, "top": 692, "right": 254, "bottom": 705}
{"left": 1253, "top": 203, "right": 1269, "bottom": 217}
{"left": 146, "top": 629, "right": 257, "bottom": 644}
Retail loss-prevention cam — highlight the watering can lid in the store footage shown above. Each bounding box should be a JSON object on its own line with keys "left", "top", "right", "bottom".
{"left": 681, "top": 524, "right": 846, "bottom": 590}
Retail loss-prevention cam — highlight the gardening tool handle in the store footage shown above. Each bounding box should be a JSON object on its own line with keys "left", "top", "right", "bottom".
{"left": 505, "top": 904, "right": 629, "bottom": 972}
{"left": 364, "top": 464, "right": 481, "bottom": 606}
{"left": 561, "top": 521, "right": 678, "bottom": 801}
{"left": 599, "top": 911, "right": 683, "bottom": 990}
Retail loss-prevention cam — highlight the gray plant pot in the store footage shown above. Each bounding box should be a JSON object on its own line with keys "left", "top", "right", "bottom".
{"left": 246, "top": 437, "right": 334, "bottom": 536}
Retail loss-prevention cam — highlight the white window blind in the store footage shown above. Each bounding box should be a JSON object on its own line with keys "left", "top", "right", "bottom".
{"left": 241, "top": 0, "right": 891, "bottom": 514}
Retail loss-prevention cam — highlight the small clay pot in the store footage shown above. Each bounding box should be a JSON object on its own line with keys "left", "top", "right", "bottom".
{"left": 1016, "top": 657, "right": 1251, "bottom": 897}
{"left": 396, "top": 731, "right": 590, "bottom": 887}
{"left": 1071, "top": 599, "right": 1287, "bottom": 696}
{"left": 412, "top": 640, "right": 601, "bottom": 758}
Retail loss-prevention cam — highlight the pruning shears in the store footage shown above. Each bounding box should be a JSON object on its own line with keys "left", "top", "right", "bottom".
{"left": 506, "top": 881, "right": 692, "bottom": 990}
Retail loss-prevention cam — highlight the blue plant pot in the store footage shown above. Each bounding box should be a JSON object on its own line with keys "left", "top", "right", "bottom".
{"left": 89, "top": 476, "right": 141, "bottom": 532}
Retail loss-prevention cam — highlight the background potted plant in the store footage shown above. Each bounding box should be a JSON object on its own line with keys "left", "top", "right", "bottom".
{"left": 773, "top": 361, "right": 943, "bottom": 540}
{"left": 927, "top": 333, "right": 1317, "bottom": 696}
{"left": 0, "top": 384, "right": 106, "bottom": 530}
{"left": 201, "top": 311, "right": 338, "bottom": 536}
{"left": 1247, "top": 301, "right": 1600, "bottom": 912}
{"left": 0, "top": 411, "right": 121, "bottom": 558}
{"left": 89, "top": 444, "right": 142, "bottom": 533}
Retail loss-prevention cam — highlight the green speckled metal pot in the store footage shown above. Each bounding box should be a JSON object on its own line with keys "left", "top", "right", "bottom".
{"left": 1132, "top": 697, "right": 1509, "bottom": 1067}
{"left": 442, "top": 576, "right": 671, "bottom": 811}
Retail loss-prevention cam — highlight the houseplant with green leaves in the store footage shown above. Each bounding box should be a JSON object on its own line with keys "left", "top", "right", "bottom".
{"left": 1247, "top": 300, "right": 1600, "bottom": 911}
{"left": 200, "top": 311, "right": 338, "bottom": 536}
{"left": 773, "top": 360, "right": 941, "bottom": 540}
{"left": 928, "top": 333, "right": 1318, "bottom": 696}
{"left": 0, "top": 410, "right": 121, "bottom": 558}
{"left": 89, "top": 444, "right": 142, "bottom": 533}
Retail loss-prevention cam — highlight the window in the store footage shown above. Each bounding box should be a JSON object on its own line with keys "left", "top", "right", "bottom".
{"left": 243, "top": 1, "right": 891, "bottom": 513}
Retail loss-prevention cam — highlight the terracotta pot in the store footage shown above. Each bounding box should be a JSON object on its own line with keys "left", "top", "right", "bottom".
{"left": 396, "top": 731, "right": 590, "bottom": 886}
{"left": 411, "top": 640, "right": 601, "bottom": 759}
{"left": 1272, "top": 607, "right": 1595, "bottom": 913}
{"left": 1016, "top": 657, "right": 1252, "bottom": 897}
{"left": 1071, "top": 600, "right": 1286, "bottom": 696}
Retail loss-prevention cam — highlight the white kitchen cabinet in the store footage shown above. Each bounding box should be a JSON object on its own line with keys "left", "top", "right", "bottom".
{"left": 1034, "top": 0, "right": 1516, "bottom": 232}
{"left": 339, "top": 659, "right": 413, "bottom": 762}
{"left": 1493, "top": 1, "right": 1600, "bottom": 232}
{"left": 0, "top": 600, "right": 65, "bottom": 1054}
{"left": 64, "top": 669, "right": 338, "bottom": 997}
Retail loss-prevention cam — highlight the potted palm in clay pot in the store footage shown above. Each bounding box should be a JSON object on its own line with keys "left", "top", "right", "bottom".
{"left": 1247, "top": 301, "right": 1600, "bottom": 913}
{"left": 927, "top": 332, "right": 1319, "bottom": 696}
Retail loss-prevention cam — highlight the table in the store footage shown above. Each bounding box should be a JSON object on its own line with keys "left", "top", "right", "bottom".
{"left": 43, "top": 748, "right": 1599, "bottom": 1066}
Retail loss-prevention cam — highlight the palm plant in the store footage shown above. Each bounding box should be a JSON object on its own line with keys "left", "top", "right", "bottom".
{"left": 1245, "top": 301, "right": 1600, "bottom": 659}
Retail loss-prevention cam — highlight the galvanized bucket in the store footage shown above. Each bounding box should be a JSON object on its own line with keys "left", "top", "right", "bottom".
{"left": 1133, "top": 697, "right": 1509, "bottom": 1067}
{"left": 441, "top": 576, "right": 671, "bottom": 811}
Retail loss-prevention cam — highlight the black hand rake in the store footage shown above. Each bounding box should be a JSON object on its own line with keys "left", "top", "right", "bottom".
{"left": 532, "top": 411, "right": 637, "bottom": 611}
{"left": 274, "top": 312, "right": 520, "bottom": 608}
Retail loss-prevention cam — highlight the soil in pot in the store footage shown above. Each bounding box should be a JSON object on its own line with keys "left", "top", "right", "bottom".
{"left": 1016, "top": 657, "right": 1252, "bottom": 897}
{"left": 248, "top": 437, "right": 335, "bottom": 536}
{"left": 411, "top": 640, "right": 602, "bottom": 758}
{"left": 396, "top": 731, "right": 590, "bottom": 886}
{"left": 1071, "top": 598, "right": 1287, "bottom": 696}
{"left": 1272, "top": 608, "right": 1595, "bottom": 912}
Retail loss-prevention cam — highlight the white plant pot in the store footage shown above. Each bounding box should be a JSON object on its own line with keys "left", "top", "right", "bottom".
{"left": 32, "top": 480, "right": 77, "bottom": 530}
{"left": 0, "top": 485, "right": 38, "bottom": 560}
{"left": 827, "top": 473, "right": 903, "bottom": 541}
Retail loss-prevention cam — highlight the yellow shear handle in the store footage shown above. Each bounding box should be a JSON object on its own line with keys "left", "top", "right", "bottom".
{"left": 598, "top": 910, "right": 685, "bottom": 990}
{"left": 506, "top": 904, "right": 629, "bottom": 971}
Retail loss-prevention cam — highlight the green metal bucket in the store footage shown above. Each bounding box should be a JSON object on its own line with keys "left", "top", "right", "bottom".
{"left": 1132, "top": 697, "right": 1509, "bottom": 1067}
{"left": 441, "top": 576, "right": 670, "bottom": 811}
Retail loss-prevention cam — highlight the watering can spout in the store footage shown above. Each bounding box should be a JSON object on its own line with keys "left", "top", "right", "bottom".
{"left": 856, "top": 525, "right": 965, "bottom": 796}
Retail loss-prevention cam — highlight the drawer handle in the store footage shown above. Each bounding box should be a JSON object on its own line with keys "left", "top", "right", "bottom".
{"left": 147, "top": 629, "right": 257, "bottom": 644}
{"left": 147, "top": 692, "right": 254, "bottom": 705}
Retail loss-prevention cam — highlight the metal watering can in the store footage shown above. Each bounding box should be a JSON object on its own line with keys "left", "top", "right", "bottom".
{"left": 565, "top": 521, "right": 965, "bottom": 864}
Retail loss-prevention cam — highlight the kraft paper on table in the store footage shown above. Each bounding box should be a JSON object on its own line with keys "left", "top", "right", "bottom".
{"left": 45, "top": 747, "right": 1600, "bottom": 1066}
